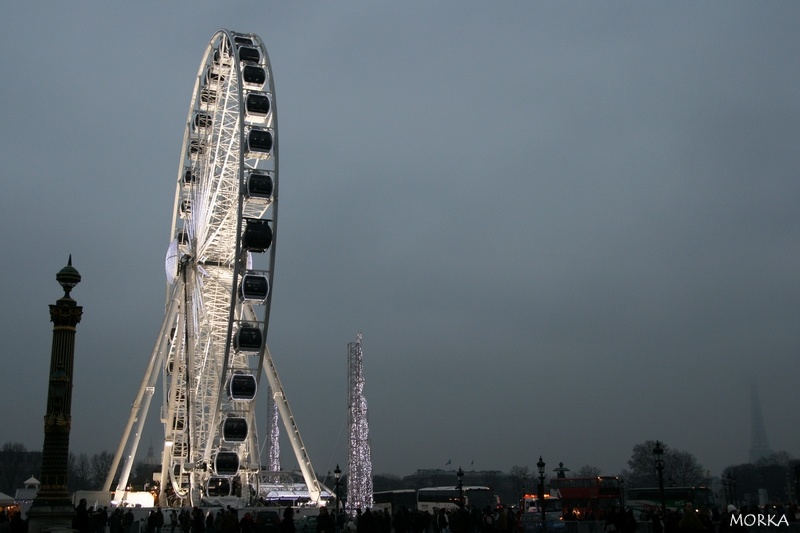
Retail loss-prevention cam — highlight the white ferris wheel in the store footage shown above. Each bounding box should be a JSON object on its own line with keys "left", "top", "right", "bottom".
{"left": 104, "top": 29, "right": 321, "bottom": 507}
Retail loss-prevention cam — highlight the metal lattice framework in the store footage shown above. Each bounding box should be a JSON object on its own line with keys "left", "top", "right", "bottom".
{"left": 347, "top": 333, "right": 373, "bottom": 513}
{"left": 104, "top": 29, "right": 321, "bottom": 507}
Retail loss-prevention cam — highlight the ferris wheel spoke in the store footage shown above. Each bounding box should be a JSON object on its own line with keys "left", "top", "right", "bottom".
{"left": 158, "top": 30, "right": 279, "bottom": 506}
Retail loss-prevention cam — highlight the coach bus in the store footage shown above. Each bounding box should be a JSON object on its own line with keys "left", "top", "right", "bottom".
{"left": 625, "top": 486, "right": 716, "bottom": 515}
{"left": 373, "top": 489, "right": 417, "bottom": 514}
{"left": 417, "top": 486, "right": 495, "bottom": 513}
{"left": 549, "top": 476, "right": 622, "bottom": 520}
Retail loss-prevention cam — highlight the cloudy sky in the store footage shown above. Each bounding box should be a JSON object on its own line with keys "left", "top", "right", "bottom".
{"left": 1, "top": 3, "right": 798, "bottom": 482}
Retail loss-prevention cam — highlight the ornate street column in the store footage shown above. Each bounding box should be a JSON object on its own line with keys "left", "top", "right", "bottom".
{"left": 28, "top": 257, "right": 83, "bottom": 533}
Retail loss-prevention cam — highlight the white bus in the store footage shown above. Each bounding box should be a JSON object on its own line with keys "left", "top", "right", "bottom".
{"left": 373, "top": 489, "right": 418, "bottom": 514}
{"left": 417, "top": 486, "right": 495, "bottom": 513}
{"left": 625, "top": 486, "right": 716, "bottom": 516}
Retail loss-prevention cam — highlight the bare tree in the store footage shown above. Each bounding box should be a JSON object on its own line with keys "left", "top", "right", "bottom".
{"left": 509, "top": 465, "right": 531, "bottom": 482}
{"left": 509, "top": 465, "right": 533, "bottom": 500}
{"left": 666, "top": 450, "right": 705, "bottom": 486}
{"left": 620, "top": 440, "right": 661, "bottom": 488}
{"left": 91, "top": 451, "right": 114, "bottom": 490}
{"left": 621, "top": 440, "right": 704, "bottom": 488}
{"left": 73, "top": 452, "right": 92, "bottom": 490}
{"left": 575, "top": 465, "right": 602, "bottom": 478}
{"left": 0, "top": 442, "right": 29, "bottom": 494}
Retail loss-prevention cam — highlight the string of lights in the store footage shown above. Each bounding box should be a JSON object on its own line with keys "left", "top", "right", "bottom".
{"left": 267, "top": 387, "right": 281, "bottom": 475}
{"left": 347, "top": 333, "right": 373, "bottom": 513}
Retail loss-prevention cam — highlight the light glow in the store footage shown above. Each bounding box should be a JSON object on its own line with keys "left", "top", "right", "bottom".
{"left": 347, "top": 333, "right": 373, "bottom": 514}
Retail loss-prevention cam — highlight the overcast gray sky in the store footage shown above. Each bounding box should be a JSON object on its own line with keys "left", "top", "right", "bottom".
{"left": 1, "top": 3, "right": 798, "bottom": 481}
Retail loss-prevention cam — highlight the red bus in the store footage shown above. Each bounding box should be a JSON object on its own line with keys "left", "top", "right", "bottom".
{"left": 549, "top": 477, "right": 622, "bottom": 520}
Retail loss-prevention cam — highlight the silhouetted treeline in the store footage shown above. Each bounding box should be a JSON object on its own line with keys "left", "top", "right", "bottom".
{"left": 0, "top": 442, "right": 41, "bottom": 495}
{"left": 0, "top": 442, "right": 152, "bottom": 495}
{"left": 723, "top": 453, "right": 800, "bottom": 505}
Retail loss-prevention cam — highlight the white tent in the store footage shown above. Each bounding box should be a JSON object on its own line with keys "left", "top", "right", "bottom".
{"left": 0, "top": 492, "right": 15, "bottom": 506}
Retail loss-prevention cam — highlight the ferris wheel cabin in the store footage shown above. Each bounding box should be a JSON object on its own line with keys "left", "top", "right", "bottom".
{"left": 233, "top": 324, "right": 263, "bottom": 352}
{"left": 242, "top": 218, "right": 273, "bottom": 252}
{"left": 228, "top": 373, "right": 257, "bottom": 401}
{"left": 222, "top": 416, "right": 248, "bottom": 443}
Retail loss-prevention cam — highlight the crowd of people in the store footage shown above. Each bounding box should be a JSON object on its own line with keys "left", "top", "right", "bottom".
{"left": 71, "top": 500, "right": 282, "bottom": 533}
{"left": 305, "top": 501, "right": 800, "bottom": 533}
{"left": 0, "top": 509, "right": 26, "bottom": 533}
{"left": 2, "top": 499, "right": 800, "bottom": 533}
{"left": 636, "top": 502, "right": 800, "bottom": 533}
{"left": 317, "top": 505, "right": 521, "bottom": 533}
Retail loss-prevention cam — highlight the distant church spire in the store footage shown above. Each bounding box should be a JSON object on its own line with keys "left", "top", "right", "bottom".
{"left": 749, "top": 380, "right": 773, "bottom": 463}
{"left": 145, "top": 441, "right": 158, "bottom": 465}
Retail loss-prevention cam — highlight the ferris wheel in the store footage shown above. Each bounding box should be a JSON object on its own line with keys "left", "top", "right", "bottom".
{"left": 104, "top": 29, "right": 321, "bottom": 507}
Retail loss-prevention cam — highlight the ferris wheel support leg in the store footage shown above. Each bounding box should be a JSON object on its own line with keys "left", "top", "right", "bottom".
{"left": 158, "top": 307, "right": 188, "bottom": 505}
{"left": 103, "top": 283, "right": 183, "bottom": 494}
{"left": 261, "top": 342, "right": 322, "bottom": 504}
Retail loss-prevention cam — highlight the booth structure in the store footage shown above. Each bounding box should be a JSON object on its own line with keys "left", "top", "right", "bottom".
{"left": 13, "top": 476, "right": 40, "bottom": 518}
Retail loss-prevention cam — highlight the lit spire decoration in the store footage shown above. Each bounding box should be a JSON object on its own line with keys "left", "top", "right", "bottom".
{"left": 267, "top": 387, "right": 281, "bottom": 475}
{"left": 346, "top": 333, "right": 373, "bottom": 513}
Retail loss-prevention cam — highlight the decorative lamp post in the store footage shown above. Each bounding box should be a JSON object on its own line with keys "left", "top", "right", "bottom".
{"left": 334, "top": 464, "right": 342, "bottom": 524}
{"left": 457, "top": 467, "right": 465, "bottom": 508}
{"left": 27, "top": 257, "right": 83, "bottom": 533}
{"left": 653, "top": 441, "right": 666, "bottom": 515}
{"left": 537, "top": 456, "right": 547, "bottom": 531}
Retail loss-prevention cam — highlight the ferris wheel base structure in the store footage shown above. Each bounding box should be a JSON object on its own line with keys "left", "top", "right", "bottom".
{"left": 103, "top": 29, "right": 322, "bottom": 508}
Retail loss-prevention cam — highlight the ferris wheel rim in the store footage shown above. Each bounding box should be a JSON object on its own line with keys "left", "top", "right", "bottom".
{"left": 161, "top": 29, "right": 278, "bottom": 506}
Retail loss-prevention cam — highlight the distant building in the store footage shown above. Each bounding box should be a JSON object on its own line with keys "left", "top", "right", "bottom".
{"left": 144, "top": 442, "right": 159, "bottom": 466}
